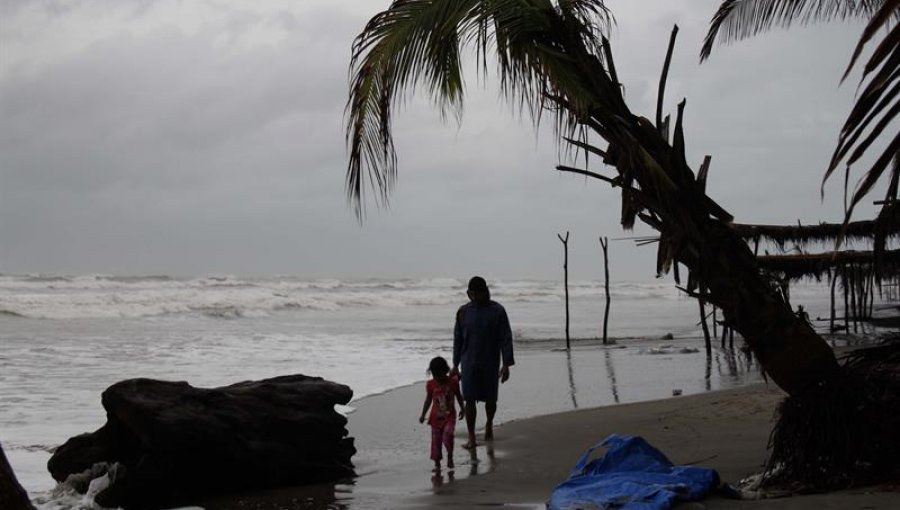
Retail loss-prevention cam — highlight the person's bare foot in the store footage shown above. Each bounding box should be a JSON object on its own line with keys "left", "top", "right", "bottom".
{"left": 433, "top": 461, "right": 441, "bottom": 472}
{"left": 447, "top": 458, "right": 454, "bottom": 469}
{"left": 484, "top": 424, "right": 494, "bottom": 441}
{"left": 462, "top": 438, "right": 476, "bottom": 449}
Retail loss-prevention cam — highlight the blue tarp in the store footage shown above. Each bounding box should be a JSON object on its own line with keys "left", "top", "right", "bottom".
{"left": 547, "top": 434, "right": 720, "bottom": 510}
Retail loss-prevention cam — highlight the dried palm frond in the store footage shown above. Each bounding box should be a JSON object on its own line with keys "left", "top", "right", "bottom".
{"left": 757, "top": 248, "right": 900, "bottom": 278}
{"left": 732, "top": 216, "right": 900, "bottom": 249}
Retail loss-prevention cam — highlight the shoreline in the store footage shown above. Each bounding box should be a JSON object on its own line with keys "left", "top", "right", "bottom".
{"left": 405, "top": 383, "right": 900, "bottom": 509}
{"left": 204, "top": 381, "right": 900, "bottom": 510}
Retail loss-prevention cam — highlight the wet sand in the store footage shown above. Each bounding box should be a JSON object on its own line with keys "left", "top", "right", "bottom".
{"left": 201, "top": 345, "right": 899, "bottom": 509}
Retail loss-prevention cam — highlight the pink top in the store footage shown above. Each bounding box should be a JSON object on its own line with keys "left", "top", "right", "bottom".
{"left": 426, "top": 375, "right": 460, "bottom": 425}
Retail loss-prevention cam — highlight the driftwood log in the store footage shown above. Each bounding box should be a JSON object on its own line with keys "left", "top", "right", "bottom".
{"left": 47, "top": 375, "right": 355, "bottom": 509}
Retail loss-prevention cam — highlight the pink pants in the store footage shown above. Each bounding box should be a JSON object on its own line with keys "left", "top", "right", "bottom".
{"left": 430, "top": 416, "right": 455, "bottom": 461}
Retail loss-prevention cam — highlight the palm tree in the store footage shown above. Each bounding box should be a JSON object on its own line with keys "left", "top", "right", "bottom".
{"left": 345, "top": 0, "right": 839, "bottom": 395}
{"left": 701, "top": 0, "right": 900, "bottom": 221}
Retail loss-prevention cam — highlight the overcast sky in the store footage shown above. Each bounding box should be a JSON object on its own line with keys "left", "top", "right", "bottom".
{"left": 0, "top": 0, "right": 887, "bottom": 281}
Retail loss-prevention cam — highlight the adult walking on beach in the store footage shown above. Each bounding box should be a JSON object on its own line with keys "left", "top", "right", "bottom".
{"left": 452, "top": 276, "right": 514, "bottom": 449}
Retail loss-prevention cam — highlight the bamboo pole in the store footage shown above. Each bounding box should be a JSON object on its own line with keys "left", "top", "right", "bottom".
{"left": 600, "top": 236, "right": 611, "bottom": 345}
{"left": 558, "top": 231, "right": 570, "bottom": 349}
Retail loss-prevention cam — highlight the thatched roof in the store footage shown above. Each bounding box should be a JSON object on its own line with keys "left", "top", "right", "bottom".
{"left": 756, "top": 249, "right": 900, "bottom": 281}
{"left": 732, "top": 219, "right": 900, "bottom": 248}
{"left": 732, "top": 201, "right": 900, "bottom": 250}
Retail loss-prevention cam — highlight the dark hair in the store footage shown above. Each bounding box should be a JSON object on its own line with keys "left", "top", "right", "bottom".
{"left": 468, "top": 276, "right": 488, "bottom": 292}
{"left": 467, "top": 276, "right": 490, "bottom": 303}
{"left": 428, "top": 356, "right": 450, "bottom": 377}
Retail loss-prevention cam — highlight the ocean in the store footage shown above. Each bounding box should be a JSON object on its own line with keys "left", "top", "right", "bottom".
{"left": 0, "top": 274, "right": 841, "bottom": 507}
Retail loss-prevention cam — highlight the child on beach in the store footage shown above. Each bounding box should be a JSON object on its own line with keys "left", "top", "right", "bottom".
{"left": 418, "top": 356, "right": 464, "bottom": 471}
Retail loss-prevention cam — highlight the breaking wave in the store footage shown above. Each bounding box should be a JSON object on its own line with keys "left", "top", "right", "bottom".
{"left": 0, "top": 275, "right": 685, "bottom": 320}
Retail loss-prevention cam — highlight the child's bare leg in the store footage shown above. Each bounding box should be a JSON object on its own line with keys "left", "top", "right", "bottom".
{"left": 431, "top": 423, "right": 443, "bottom": 470}
{"left": 485, "top": 401, "right": 497, "bottom": 441}
{"left": 463, "top": 400, "right": 477, "bottom": 449}
{"left": 444, "top": 422, "right": 455, "bottom": 468}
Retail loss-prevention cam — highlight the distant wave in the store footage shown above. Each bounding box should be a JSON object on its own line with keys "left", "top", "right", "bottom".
{"left": 0, "top": 274, "right": 696, "bottom": 320}
{"left": 193, "top": 306, "right": 239, "bottom": 318}
{"left": 22, "top": 275, "right": 72, "bottom": 283}
{"left": 96, "top": 275, "right": 175, "bottom": 283}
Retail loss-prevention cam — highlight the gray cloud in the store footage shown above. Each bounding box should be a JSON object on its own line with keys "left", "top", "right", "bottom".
{"left": 0, "top": 0, "right": 889, "bottom": 280}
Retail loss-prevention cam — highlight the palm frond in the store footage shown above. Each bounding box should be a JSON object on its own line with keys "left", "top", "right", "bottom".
{"left": 345, "top": 0, "right": 611, "bottom": 218}
{"left": 700, "top": 0, "right": 883, "bottom": 61}
{"left": 825, "top": 0, "right": 900, "bottom": 221}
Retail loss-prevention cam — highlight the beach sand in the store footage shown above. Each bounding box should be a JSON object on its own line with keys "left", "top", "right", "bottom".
{"left": 197, "top": 345, "right": 899, "bottom": 510}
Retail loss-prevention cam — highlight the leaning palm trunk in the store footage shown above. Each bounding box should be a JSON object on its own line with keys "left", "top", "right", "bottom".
{"left": 553, "top": 70, "right": 839, "bottom": 394}
{"left": 345, "top": 0, "right": 839, "bottom": 395}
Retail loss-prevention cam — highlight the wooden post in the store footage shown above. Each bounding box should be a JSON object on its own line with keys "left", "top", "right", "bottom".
{"left": 860, "top": 269, "right": 869, "bottom": 319}
{"left": 712, "top": 306, "right": 718, "bottom": 337}
{"left": 830, "top": 272, "right": 837, "bottom": 333}
{"left": 850, "top": 265, "right": 859, "bottom": 333}
{"left": 842, "top": 266, "right": 850, "bottom": 333}
{"left": 869, "top": 272, "right": 876, "bottom": 317}
{"left": 600, "top": 236, "right": 611, "bottom": 345}
{"left": 698, "top": 292, "right": 712, "bottom": 356}
{"left": 866, "top": 270, "right": 874, "bottom": 318}
{"left": 558, "top": 231, "right": 570, "bottom": 349}
{"left": 856, "top": 265, "right": 865, "bottom": 322}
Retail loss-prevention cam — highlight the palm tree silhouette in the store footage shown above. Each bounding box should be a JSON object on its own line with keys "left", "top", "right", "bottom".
{"left": 344, "top": 0, "right": 839, "bottom": 395}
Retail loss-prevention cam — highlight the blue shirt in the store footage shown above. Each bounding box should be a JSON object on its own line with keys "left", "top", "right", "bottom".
{"left": 453, "top": 300, "right": 515, "bottom": 372}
